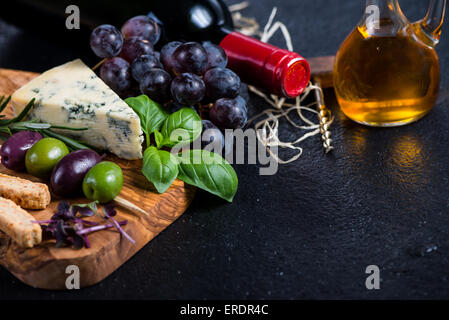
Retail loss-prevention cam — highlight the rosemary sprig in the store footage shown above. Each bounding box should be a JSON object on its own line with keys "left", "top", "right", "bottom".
{"left": 0, "top": 96, "right": 11, "bottom": 113}
{"left": 0, "top": 95, "right": 93, "bottom": 151}
{"left": 11, "top": 98, "right": 35, "bottom": 123}
{"left": 42, "top": 129, "right": 101, "bottom": 152}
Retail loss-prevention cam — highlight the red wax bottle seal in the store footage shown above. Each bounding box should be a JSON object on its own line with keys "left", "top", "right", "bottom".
{"left": 220, "top": 32, "right": 310, "bottom": 98}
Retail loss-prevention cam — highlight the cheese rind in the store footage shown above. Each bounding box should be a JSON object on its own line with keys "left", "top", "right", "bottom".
{"left": 11, "top": 59, "right": 143, "bottom": 159}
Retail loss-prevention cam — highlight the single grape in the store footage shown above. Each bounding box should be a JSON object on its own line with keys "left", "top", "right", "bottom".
{"left": 121, "top": 84, "right": 141, "bottom": 99}
{"left": 153, "top": 51, "right": 161, "bottom": 63}
{"left": 90, "top": 24, "right": 123, "bottom": 58}
{"left": 100, "top": 57, "right": 133, "bottom": 97}
{"left": 204, "top": 67, "right": 241, "bottom": 100}
{"left": 131, "top": 54, "right": 163, "bottom": 82}
{"left": 210, "top": 96, "right": 247, "bottom": 129}
{"left": 199, "top": 119, "right": 225, "bottom": 150}
{"left": 172, "top": 42, "right": 208, "bottom": 75}
{"left": 161, "top": 41, "right": 182, "bottom": 57}
{"left": 120, "top": 37, "right": 154, "bottom": 63}
{"left": 202, "top": 41, "right": 228, "bottom": 70}
{"left": 171, "top": 73, "right": 206, "bottom": 105}
{"left": 139, "top": 68, "right": 172, "bottom": 103}
{"left": 160, "top": 41, "right": 183, "bottom": 74}
{"left": 121, "top": 15, "right": 161, "bottom": 45}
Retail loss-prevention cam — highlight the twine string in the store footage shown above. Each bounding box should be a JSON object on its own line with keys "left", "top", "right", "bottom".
{"left": 231, "top": 4, "right": 333, "bottom": 164}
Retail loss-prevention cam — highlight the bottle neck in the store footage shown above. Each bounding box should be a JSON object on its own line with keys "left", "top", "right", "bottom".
{"left": 210, "top": 25, "right": 234, "bottom": 43}
{"left": 361, "top": 0, "right": 408, "bottom": 36}
{"left": 365, "top": 0, "right": 399, "bottom": 10}
{"left": 219, "top": 32, "right": 310, "bottom": 97}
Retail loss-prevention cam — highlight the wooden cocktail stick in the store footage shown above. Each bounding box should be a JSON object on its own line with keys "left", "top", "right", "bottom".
{"left": 91, "top": 59, "right": 105, "bottom": 72}
{"left": 114, "top": 195, "right": 149, "bottom": 217}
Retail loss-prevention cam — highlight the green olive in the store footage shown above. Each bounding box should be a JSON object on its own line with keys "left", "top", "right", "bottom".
{"left": 25, "top": 138, "right": 69, "bottom": 178}
{"left": 82, "top": 161, "right": 123, "bottom": 203}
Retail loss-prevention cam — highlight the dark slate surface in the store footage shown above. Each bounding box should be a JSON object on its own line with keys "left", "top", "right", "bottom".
{"left": 1, "top": 0, "right": 449, "bottom": 299}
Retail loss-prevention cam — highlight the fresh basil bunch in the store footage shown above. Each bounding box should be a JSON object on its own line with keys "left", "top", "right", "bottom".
{"left": 125, "top": 95, "right": 238, "bottom": 202}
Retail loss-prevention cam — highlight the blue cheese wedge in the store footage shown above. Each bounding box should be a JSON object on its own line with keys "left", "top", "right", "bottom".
{"left": 11, "top": 59, "right": 143, "bottom": 159}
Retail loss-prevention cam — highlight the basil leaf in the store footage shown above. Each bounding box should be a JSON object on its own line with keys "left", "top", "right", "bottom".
{"left": 145, "top": 100, "right": 169, "bottom": 135}
{"left": 125, "top": 95, "right": 148, "bottom": 124}
{"left": 177, "top": 149, "right": 238, "bottom": 202}
{"left": 142, "top": 146, "right": 179, "bottom": 193}
{"left": 160, "top": 108, "right": 202, "bottom": 148}
{"left": 125, "top": 95, "right": 169, "bottom": 135}
{"left": 154, "top": 129, "right": 164, "bottom": 149}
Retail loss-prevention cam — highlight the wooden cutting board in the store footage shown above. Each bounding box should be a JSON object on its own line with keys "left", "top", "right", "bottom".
{"left": 0, "top": 68, "right": 196, "bottom": 289}
{"left": 0, "top": 56, "right": 334, "bottom": 290}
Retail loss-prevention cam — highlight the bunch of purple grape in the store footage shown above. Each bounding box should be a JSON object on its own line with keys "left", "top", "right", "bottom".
{"left": 89, "top": 16, "right": 247, "bottom": 133}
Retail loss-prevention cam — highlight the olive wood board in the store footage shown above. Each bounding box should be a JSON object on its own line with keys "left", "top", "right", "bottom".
{"left": 0, "top": 55, "right": 334, "bottom": 290}
{"left": 0, "top": 68, "right": 196, "bottom": 289}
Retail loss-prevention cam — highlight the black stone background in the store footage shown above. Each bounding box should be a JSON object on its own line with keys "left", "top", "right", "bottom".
{"left": 1, "top": 0, "right": 449, "bottom": 299}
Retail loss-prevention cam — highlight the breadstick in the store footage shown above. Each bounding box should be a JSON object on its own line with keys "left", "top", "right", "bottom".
{"left": 0, "top": 173, "right": 51, "bottom": 209}
{"left": 0, "top": 197, "right": 42, "bottom": 248}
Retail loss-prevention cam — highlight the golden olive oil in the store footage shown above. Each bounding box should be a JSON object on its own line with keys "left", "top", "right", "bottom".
{"left": 334, "top": 25, "right": 440, "bottom": 126}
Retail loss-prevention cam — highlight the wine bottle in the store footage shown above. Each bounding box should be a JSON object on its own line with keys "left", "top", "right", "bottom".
{"left": 2, "top": 0, "right": 310, "bottom": 98}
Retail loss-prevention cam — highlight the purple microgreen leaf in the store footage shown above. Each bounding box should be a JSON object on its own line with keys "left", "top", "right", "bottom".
{"left": 72, "top": 235, "right": 85, "bottom": 250}
{"left": 63, "top": 228, "right": 85, "bottom": 249}
{"left": 83, "top": 234, "right": 91, "bottom": 248}
{"left": 56, "top": 220, "right": 68, "bottom": 236}
{"left": 53, "top": 200, "right": 76, "bottom": 220}
{"left": 73, "top": 220, "right": 84, "bottom": 232}
{"left": 110, "top": 217, "right": 136, "bottom": 244}
{"left": 38, "top": 200, "right": 133, "bottom": 249}
{"left": 41, "top": 225, "right": 55, "bottom": 240}
{"left": 78, "top": 220, "right": 128, "bottom": 235}
{"left": 72, "top": 201, "right": 99, "bottom": 217}
{"left": 57, "top": 200, "right": 70, "bottom": 213}
{"left": 55, "top": 230, "right": 67, "bottom": 247}
{"left": 103, "top": 202, "right": 117, "bottom": 218}
{"left": 77, "top": 207, "right": 96, "bottom": 217}
{"left": 32, "top": 220, "right": 55, "bottom": 224}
